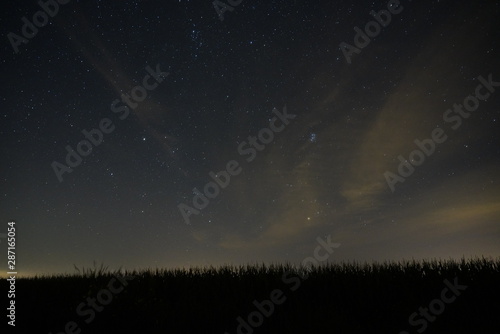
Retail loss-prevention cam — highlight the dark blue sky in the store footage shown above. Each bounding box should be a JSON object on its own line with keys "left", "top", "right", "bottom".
{"left": 1, "top": 0, "right": 499, "bottom": 276}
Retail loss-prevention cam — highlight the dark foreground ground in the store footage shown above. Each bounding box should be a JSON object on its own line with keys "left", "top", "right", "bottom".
{"left": 3, "top": 258, "right": 500, "bottom": 333}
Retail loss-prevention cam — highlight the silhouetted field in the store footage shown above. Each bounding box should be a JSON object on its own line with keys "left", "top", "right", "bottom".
{"left": 5, "top": 258, "right": 500, "bottom": 333}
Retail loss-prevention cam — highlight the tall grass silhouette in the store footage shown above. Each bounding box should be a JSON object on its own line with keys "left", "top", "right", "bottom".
{"left": 5, "top": 257, "right": 499, "bottom": 333}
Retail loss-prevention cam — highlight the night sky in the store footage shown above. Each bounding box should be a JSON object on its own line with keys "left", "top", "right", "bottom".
{"left": 1, "top": 0, "right": 499, "bottom": 277}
